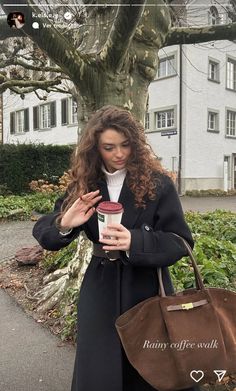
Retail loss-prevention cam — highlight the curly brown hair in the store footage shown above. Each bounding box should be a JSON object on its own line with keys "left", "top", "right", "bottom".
{"left": 62, "top": 105, "right": 168, "bottom": 212}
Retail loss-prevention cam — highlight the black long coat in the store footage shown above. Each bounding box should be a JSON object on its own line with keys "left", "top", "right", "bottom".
{"left": 33, "top": 173, "right": 199, "bottom": 391}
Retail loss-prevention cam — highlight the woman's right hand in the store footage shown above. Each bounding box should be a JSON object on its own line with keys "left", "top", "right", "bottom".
{"left": 60, "top": 190, "right": 102, "bottom": 229}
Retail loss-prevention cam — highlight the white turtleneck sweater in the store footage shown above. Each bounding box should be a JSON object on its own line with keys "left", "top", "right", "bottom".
{"left": 101, "top": 164, "right": 127, "bottom": 202}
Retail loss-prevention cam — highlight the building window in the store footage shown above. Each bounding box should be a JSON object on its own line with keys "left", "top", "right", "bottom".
{"left": 61, "top": 97, "right": 78, "bottom": 125}
{"left": 144, "top": 113, "right": 150, "bottom": 130}
{"left": 61, "top": 98, "right": 68, "bottom": 125}
{"left": 208, "top": 111, "right": 219, "bottom": 132}
{"left": 226, "top": 13, "right": 233, "bottom": 25}
{"left": 33, "top": 102, "right": 56, "bottom": 130}
{"left": 157, "top": 55, "right": 176, "bottom": 79}
{"left": 208, "top": 6, "right": 220, "bottom": 25}
{"left": 226, "top": 110, "right": 236, "bottom": 137}
{"left": 10, "top": 108, "right": 29, "bottom": 134}
{"left": 226, "top": 58, "right": 236, "bottom": 91}
{"left": 41, "top": 104, "right": 51, "bottom": 129}
{"left": 208, "top": 60, "right": 219, "bottom": 82}
{"left": 16, "top": 110, "right": 24, "bottom": 133}
{"left": 33, "top": 106, "right": 39, "bottom": 130}
{"left": 70, "top": 97, "right": 78, "bottom": 124}
{"left": 155, "top": 109, "right": 175, "bottom": 130}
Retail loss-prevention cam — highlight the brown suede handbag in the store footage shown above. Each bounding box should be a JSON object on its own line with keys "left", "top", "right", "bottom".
{"left": 115, "top": 235, "right": 236, "bottom": 391}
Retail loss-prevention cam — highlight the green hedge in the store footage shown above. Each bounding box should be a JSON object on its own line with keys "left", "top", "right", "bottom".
{"left": 170, "top": 211, "right": 236, "bottom": 291}
{"left": 0, "top": 143, "right": 73, "bottom": 194}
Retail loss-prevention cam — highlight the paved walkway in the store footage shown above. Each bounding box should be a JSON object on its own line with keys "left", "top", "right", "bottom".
{"left": 0, "top": 290, "right": 75, "bottom": 391}
{"left": 0, "top": 220, "right": 37, "bottom": 262}
{"left": 181, "top": 195, "right": 236, "bottom": 213}
{"left": 0, "top": 196, "right": 235, "bottom": 391}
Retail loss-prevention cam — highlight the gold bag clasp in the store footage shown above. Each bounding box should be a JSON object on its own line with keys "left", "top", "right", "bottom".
{"left": 182, "top": 302, "right": 194, "bottom": 310}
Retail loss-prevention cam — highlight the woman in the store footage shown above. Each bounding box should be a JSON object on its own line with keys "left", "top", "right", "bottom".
{"left": 33, "top": 105, "right": 199, "bottom": 391}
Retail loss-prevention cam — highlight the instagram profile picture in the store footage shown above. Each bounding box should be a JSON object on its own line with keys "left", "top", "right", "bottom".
{"left": 7, "top": 12, "right": 25, "bottom": 29}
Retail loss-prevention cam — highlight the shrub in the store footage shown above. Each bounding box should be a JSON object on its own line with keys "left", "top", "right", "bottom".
{"left": 0, "top": 193, "right": 61, "bottom": 220}
{"left": 42, "top": 240, "right": 78, "bottom": 273}
{"left": 170, "top": 210, "right": 236, "bottom": 291}
{"left": 185, "top": 189, "right": 236, "bottom": 197}
{"left": 185, "top": 210, "right": 236, "bottom": 244}
{"left": 0, "top": 143, "right": 73, "bottom": 194}
{"left": 59, "top": 287, "right": 79, "bottom": 343}
{"left": 29, "top": 172, "right": 71, "bottom": 194}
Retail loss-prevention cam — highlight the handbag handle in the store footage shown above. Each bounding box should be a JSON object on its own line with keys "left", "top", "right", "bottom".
{"left": 158, "top": 233, "right": 205, "bottom": 297}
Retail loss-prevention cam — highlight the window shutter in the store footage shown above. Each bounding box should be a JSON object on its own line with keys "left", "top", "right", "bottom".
{"left": 61, "top": 99, "right": 68, "bottom": 125}
{"left": 33, "top": 106, "right": 39, "bottom": 130}
{"left": 10, "top": 112, "right": 15, "bottom": 134}
{"left": 50, "top": 101, "right": 56, "bottom": 127}
{"left": 24, "top": 108, "right": 29, "bottom": 132}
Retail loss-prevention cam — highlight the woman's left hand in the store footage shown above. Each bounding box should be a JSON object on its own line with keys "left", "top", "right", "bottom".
{"left": 99, "top": 223, "right": 131, "bottom": 251}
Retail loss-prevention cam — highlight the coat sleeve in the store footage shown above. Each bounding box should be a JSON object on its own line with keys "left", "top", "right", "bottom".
{"left": 32, "top": 194, "right": 84, "bottom": 251}
{"left": 127, "top": 176, "right": 194, "bottom": 268}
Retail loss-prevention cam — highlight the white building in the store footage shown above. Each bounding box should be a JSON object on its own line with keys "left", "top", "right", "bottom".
{"left": 2, "top": 0, "right": 236, "bottom": 193}
{"left": 146, "top": 0, "right": 236, "bottom": 193}
{"left": 2, "top": 90, "right": 78, "bottom": 145}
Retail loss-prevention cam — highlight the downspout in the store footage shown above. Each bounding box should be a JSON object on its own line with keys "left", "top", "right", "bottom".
{"left": 178, "top": 44, "right": 183, "bottom": 195}
{"left": 0, "top": 94, "right": 3, "bottom": 144}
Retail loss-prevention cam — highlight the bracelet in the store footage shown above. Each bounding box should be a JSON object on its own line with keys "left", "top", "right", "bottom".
{"left": 55, "top": 216, "right": 73, "bottom": 236}
{"left": 59, "top": 227, "right": 73, "bottom": 236}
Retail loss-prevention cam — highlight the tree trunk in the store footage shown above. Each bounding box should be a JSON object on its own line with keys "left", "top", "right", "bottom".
{"left": 73, "top": 2, "right": 171, "bottom": 125}
{"left": 33, "top": 232, "right": 92, "bottom": 315}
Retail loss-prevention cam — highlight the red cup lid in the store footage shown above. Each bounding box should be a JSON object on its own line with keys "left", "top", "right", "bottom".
{"left": 96, "top": 201, "right": 124, "bottom": 214}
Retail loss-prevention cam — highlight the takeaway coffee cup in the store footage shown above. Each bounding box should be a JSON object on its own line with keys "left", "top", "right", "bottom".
{"left": 96, "top": 201, "right": 124, "bottom": 240}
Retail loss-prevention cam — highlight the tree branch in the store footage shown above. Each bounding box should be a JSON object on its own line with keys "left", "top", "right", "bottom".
{"left": 33, "top": 90, "right": 48, "bottom": 100}
{"left": 164, "top": 22, "right": 236, "bottom": 47}
{"left": 0, "top": 75, "right": 62, "bottom": 94}
{"left": 9, "top": 86, "right": 46, "bottom": 99}
{"left": 0, "top": 57, "right": 63, "bottom": 73}
{"left": 8, "top": 82, "right": 71, "bottom": 98}
{"left": 46, "top": 86, "right": 71, "bottom": 94}
{"left": 98, "top": 0, "right": 146, "bottom": 71}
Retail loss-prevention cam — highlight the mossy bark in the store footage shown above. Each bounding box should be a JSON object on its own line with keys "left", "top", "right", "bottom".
{"left": 32, "top": 232, "right": 92, "bottom": 314}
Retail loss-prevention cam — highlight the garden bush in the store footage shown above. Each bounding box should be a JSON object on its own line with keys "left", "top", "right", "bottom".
{"left": 42, "top": 240, "right": 78, "bottom": 273}
{"left": 0, "top": 143, "right": 73, "bottom": 194}
{"left": 59, "top": 287, "right": 79, "bottom": 343}
{"left": 170, "top": 210, "right": 236, "bottom": 291}
{"left": 185, "top": 189, "right": 236, "bottom": 197}
{"left": 0, "top": 192, "right": 62, "bottom": 220}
